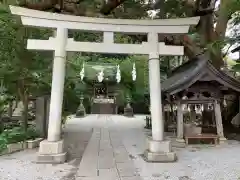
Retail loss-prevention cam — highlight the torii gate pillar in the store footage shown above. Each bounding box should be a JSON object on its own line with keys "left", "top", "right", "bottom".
{"left": 144, "top": 33, "right": 176, "bottom": 162}
{"left": 36, "top": 28, "right": 68, "bottom": 163}
{"left": 10, "top": 6, "right": 199, "bottom": 163}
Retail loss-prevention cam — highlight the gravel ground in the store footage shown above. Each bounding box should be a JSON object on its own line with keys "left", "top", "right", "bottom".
{"left": 0, "top": 115, "right": 92, "bottom": 180}
{"left": 1, "top": 115, "right": 240, "bottom": 180}
{"left": 0, "top": 149, "right": 73, "bottom": 180}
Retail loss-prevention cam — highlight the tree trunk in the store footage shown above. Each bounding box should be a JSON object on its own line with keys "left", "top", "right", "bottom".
{"left": 7, "top": 101, "right": 13, "bottom": 117}
{"left": 19, "top": 0, "right": 58, "bottom": 10}
{"left": 0, "top": 115, "right": 3, "bottom": 133}
{"left": 222, "top": 96, "right": 238, "bottom": 130}
{"left": 21, "top": 94, "right": 28, "bottom": 132}
{"left": 17, "top": 80, "right": 29, "bottom": 132}
{"left": 100, "top": 0, "right": 126, "bottom": 15}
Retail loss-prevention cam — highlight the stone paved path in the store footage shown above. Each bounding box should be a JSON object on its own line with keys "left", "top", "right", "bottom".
{"left": 74, "top": 115, "right": 142, "bottom": 180}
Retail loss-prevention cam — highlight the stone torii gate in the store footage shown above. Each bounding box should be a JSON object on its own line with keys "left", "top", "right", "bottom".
{"left": 10, "top": 6, "right": 199, "bottom": 163}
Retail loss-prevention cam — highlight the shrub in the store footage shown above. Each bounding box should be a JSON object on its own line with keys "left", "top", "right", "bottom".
{"left": 26, "top": 127, "right": 39, "bottom": 140}
{"left": 0, "top": 126, "right": 40, "bottom": 153}
{"left": 5, "top": 127, "right": 26, "bottom": 144}
{"left": 0, "top": 131, "right": 8, "bottom": 152}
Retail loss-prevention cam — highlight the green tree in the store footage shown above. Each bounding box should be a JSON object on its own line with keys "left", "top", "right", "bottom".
{"left": 0, "top": 2, "right": 52, "bottom": 130}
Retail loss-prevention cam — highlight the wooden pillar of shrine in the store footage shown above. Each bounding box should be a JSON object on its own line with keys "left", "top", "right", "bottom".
{"left": 176, "top": 101, "right": 185, "bottom": 144}
{"left": 214, "top": 100, "right": 227, "bottom": 143}
{"left": 239, "top": 96, "right": 240, "bottom": 114}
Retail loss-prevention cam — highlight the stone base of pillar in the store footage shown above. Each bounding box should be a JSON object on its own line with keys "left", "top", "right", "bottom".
{"left": 219, "top": 137, "right": 227, "bottom": 144}
{"left": 75, "top": 104, "right": 86, "bottom": 117}
{"left": 144, "top": 138, "right": 177, "bottom": 162}
{"left": 36, "top": 140, "right": 67, "bottom": 164}
{"left": 76, "top": 109, "right": 86, "bottom": 117}
{"left": 165, "top": 137, "right": 185, "bottom": 148}
{"left": 124, "top": 107, "right": 134, "bottom": 117}
{"left": 174, "top": 138, "right": 186, "bottom": 148}
{"left": 176, "top": 138, "right": 185, "bottom": 143}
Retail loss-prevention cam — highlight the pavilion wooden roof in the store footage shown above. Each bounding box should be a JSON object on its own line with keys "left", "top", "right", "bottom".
{"left": 161, "top": 54, "right": 240, "bottom": 95}
{"left": 231, "top": 46, "right": 240, "bottom": 53}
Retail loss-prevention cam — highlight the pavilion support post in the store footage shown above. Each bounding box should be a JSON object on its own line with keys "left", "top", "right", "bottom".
{"left": 214, "top": 100, "right": 227, "bottom": 143}
{"left": 144, "top": 32, "right": 177, "bottom": 162}
{"left": 190, "top": 104, "right": 196, "bottom": 123}
{"left": 176, "top": 101, "right": 185, "bottom": 146}
{"left": 37, "top": 28, "right": 68, "bottom": 164}
{"left": 238, "top": 96, "right": 240, "bottom": 127}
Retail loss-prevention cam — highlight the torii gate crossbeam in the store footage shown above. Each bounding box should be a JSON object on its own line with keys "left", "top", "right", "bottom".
{"left": 10, "top": 6, "right": 199, "bottom": 164}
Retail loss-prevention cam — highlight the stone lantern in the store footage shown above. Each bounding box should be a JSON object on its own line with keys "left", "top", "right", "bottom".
{"left": 124, "top": 94, "right": 134, "bottom": 117}
{"left": 76, "top": 93, "right": 86, "bottom": 117}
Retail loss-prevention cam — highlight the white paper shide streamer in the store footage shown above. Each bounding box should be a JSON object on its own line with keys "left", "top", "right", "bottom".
{"left": 98, "top": 69, "right": 104, "bottom": 82}
{"left": 80, "top": 62, "right": 85, "bottom": 81}
{"left": 223, "top": 98, "right": 227, "bottom": 107}
{"left": 132, "top": 62, "right": 136, "bottom": 81}
{"left": 116, "top": 65, "right": 121, "bottom": 83}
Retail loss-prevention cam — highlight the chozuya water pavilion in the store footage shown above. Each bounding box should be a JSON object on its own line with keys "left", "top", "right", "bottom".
{"left": 162, "top": 54, "right": 240, "bottom": 146}
{"left": 9, "top": 5, "right": 199, "bottom": 163}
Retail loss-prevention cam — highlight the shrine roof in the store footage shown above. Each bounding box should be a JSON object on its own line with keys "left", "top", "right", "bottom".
{"left": 161, "top": 54, "right": 240, "bottom": 94}
{"left": 231, "top": 46, "right": 240, "bottom": 53}
{"left": 84, "top": 63, "right": 118, "bottom": 82}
